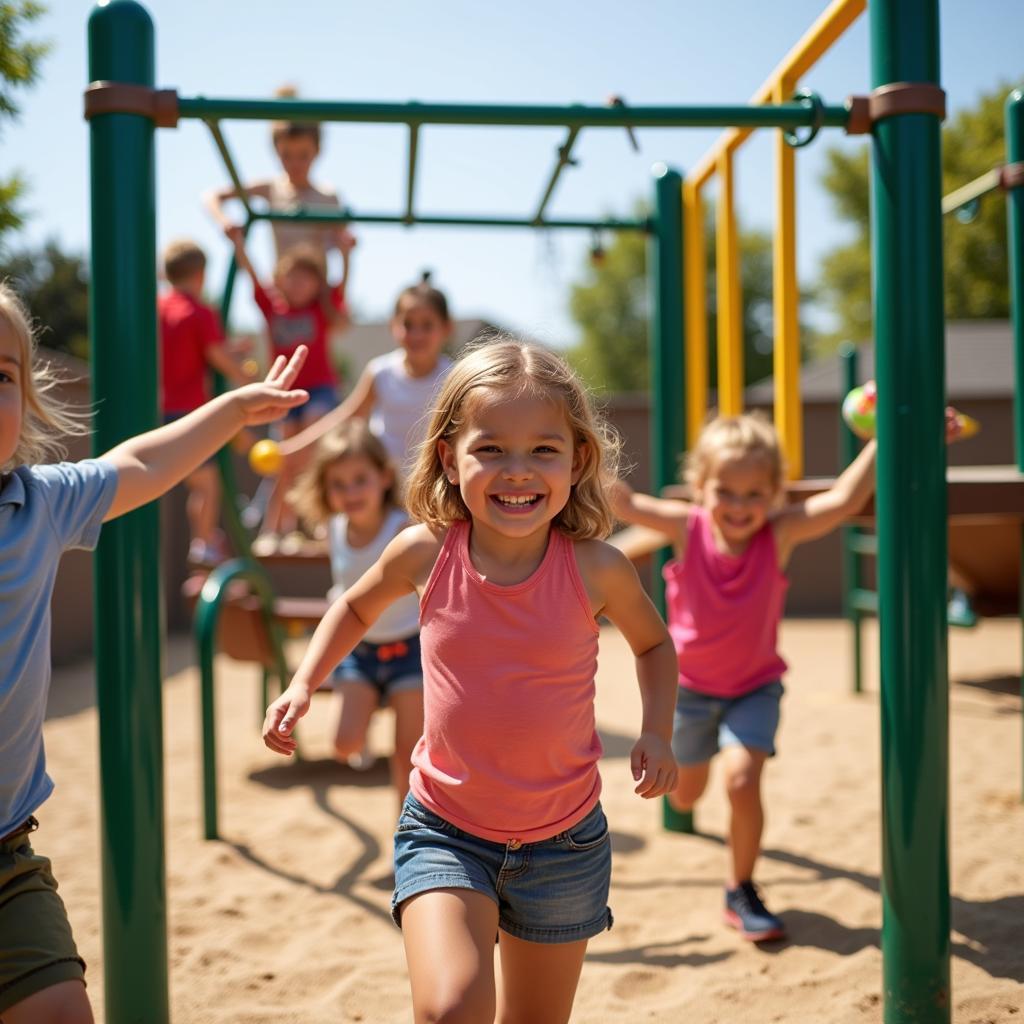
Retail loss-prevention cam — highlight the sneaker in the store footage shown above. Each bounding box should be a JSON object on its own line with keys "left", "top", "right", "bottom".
{"left": 346, "top": 744, "right": 375, "bottom": 772}
{"left": 251, "top": 532, "right": 280, "bottom": 557}
{"left": 278, "top": 530, "right": 308, "bottom": 556}
{"left": 724, "top": 881, "right": 786, "bottom": 941}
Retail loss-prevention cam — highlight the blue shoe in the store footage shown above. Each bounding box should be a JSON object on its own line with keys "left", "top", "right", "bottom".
{"left": 724, "top": 881, "right": 786, "bottom": 941}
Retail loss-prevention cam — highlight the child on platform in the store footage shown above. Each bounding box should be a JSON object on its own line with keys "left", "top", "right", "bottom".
{"left": 288, "top": 421, "right": 422, "bottom": 808}
{"left": 159, "top": 239, "right": 253, "bottom": 564}
{"left": 204, "top": 84, "right": 356, "bottom": 273}
{"left": 232, "top": 234, "right": 349, "bottom": 551}
{"left": 0, "top": 277, "right": 308, "bottom": 1024}
{"left": 279, "top": 273, "right": 454, "bottom": 481}
{"left": 263, "top": 340, "right": 678, "bottom": 1024}
{"left": 610, "top": 412, "right": 878, "bottom": 942}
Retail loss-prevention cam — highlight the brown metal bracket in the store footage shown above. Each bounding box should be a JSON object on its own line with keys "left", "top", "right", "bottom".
{"left": 1000, "top": 161, "right": 1024, "bottom": 190}
{"left": 83, "top": 81, "right": 179, "bottom": 128}
{"left": 844, "top": 82, "right": 947, "bottom": 136}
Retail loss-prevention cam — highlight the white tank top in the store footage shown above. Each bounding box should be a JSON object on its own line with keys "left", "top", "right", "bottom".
{"left": 366, "top": 349, "right": 453, "bottom": 475}
{"left": 267, "top": 174, "right": 340, "bottom": 258}
{"left": 328, "top": 506, "right": 419, "bottom": 642}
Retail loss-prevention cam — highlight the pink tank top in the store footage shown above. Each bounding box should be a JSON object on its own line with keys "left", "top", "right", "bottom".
{"left": 664, "top": 507, "right": 788, "bottom": 698}
{"left": 410, "top": 521, "right": 602, "bottom": 843}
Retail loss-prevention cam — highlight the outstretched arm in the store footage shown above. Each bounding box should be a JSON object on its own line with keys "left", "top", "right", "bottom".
{"left": 581, "top": 542, "right": 678, "bottom": 799}
{"left": 608, "top": 478, "right": 690, "bottom": 548}
{"left": 278, "top": 365, "right": 376, "bottom": 458}
{"left": 774, "top": 439, "right": 877, "bottom": 557}
{"left": 101, "top": 348, "right": 308, "bottom": 520}
{"left": 203, "top": 181, "right": 272, "bottom": 240}
{"left": 262, "top": 526, "right": 440, "bottom": 754}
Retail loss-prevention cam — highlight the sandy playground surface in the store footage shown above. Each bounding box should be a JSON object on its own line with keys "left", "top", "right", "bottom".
{"left": 41, "top": 617, "right": 1022, "bottom": 1023}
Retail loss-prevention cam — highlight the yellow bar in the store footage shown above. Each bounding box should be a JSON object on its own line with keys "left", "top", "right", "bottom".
{"left": 772, "top": 78, "right": 804, "bottom": 480}
{"left": 686, "top": 0, "right": 866, "bottom": 188}
{"left": 683, "top": 178, "right": 708, "bottom": 443}
{"left": 716, "top": 152, "right": 743, "bottom": 416}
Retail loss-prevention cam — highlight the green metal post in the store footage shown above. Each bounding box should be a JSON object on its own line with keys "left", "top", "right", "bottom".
{"left": 649, "top": 164, "right": 691, "bottom": 835}
{"left": 869, "top": 1, "right": 950, "bottom": 1020}
{"left": 839, "top": 344, "right": 864, "bottom": 695}
{"left": 1006, "top": 90, "right": 1024, "bottom": 799}
{"left": 87, "top": 2, "right": 169, "bottom": 1022}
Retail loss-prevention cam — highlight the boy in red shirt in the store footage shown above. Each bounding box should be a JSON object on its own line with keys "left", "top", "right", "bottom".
{"left": 159, "top": 239, "right": 251, "bottom": 563}
{"left": 232, "top": 234, "right": 349, "bottom": 551}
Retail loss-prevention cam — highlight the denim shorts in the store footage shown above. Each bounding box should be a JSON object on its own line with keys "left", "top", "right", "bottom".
{"left": 392, "top": 795, "right": 613, "bottom": 944}
{"left": 331, "top": 634, "right": 422, "bottom": 702}
{"left": 672, "top": 680, "right": 784, "bottom": 765}
{"left": 283, "top": 382, "right": 336, "bottom": 423}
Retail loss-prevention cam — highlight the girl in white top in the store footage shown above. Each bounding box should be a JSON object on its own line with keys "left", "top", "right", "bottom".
{"left": 281, "top": 274, "right": 454, "bottom": 479}
{"left": 289, "top": 421, "right": 422, "bottom": 807}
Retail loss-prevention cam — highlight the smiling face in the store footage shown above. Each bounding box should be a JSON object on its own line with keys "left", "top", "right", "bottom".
{"left": 391, "top": 297, "right": 450, "bottom": 376}
{"left": 0, "top": 319, "right": 25, "bottom": 468}
{"left": 322, "top": 453, "right": 392, "bottom": 531}
{"left": 697, "top": 450, "right": 779, "bottom": 550}
{"left": 437, "top": 388, "right": 583, "bottom": 544}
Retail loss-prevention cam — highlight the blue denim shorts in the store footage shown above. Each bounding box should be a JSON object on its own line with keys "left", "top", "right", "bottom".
{"left": 672, "top": 680, "right": 784, "bottom": 765}
{"left": 283, "top": 382, "right": 336, "bottom": 423}
{"left": 331, "top": 634, "right": 422, "bottom": 702}
{"left": 392, "top": 794, "right": 613, "bottom": 944}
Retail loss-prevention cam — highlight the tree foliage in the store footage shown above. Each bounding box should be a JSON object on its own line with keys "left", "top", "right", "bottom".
{"left": 0, "top": 2, "right": 49, "bottom": 246}
{"left": 0, "top": 239, "right": 89, "bottom": 359}
{"left": 816, "top": 80, "right": 1021, "bottom": 347}
{"left": 568, "top": 204, "right": 795, "bottom": 393}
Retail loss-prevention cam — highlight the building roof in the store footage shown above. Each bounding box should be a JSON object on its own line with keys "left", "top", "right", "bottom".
{"left": 746, "top": 320, "right": 1016, "bottom": 404}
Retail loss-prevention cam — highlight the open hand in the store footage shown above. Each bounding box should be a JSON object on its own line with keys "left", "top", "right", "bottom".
{"left": 231, "top": 346, "right": 309, "bottom": 427}
{"left": 630, "top": 733, "right": 678, "bottom": 799}
{"left": 262, "top": 683, "right": 312, "bottom": 756}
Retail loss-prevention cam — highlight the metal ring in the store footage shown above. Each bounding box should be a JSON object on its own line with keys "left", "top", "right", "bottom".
{"left": 784, "top": 89, "right": 825, "bottom": 149}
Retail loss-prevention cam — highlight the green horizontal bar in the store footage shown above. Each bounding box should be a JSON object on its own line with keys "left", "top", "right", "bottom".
{"left": 851, "top": 588, "right": 879, "bottom": 614}
{"left": 249, "top": 209, "right": 649, "bottom": 231}
{"left": 848, "top": 533, "right": 879, "bottom": 556}
{"left": 176, "top": 95, "right": 851, "bottom": 131}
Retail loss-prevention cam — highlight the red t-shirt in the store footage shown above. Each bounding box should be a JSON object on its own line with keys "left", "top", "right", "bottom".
{"left": 252, "top": 281, "right": 344, "bottom": 391}
{"left": 158, "top": 289, "right": 224, "bottom": 414}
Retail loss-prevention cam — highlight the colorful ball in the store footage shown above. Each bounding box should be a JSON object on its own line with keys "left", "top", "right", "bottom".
{"left": 248, "top": 439, "right": 282, "bottom": 477}
{"left": 241, "top": 358, "right": 260, "bottom": 378}
{"left": 841, "top": 380, "right": 877, "bottom": 440}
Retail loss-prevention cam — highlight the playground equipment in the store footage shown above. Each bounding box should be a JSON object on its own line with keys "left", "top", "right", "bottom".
{"left": 83, "top": 1, "right": 1022, "bottom": 1022}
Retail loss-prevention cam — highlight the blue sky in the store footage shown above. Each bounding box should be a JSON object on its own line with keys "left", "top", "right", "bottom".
{"left": 5, "top": 1, "right": 1023, "bottom": 346}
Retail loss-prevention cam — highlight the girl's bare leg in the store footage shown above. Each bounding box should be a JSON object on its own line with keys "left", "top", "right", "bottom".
{"left": 329, "top": 681, "right": 377, "bottom": 761}
{"left": 666, "top": 760, "right": 710, "bottom": 812}
{"left": 496, "top": 932, "right": 588, "bottom": 1024}
{"left": 720, "top": 744, "right": 768, "bottom": 886}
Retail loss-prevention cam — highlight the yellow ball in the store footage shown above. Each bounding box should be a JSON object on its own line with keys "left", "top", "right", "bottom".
{"left": 241, "top": 358, "right": 260, "bottom": 378}
{"left": 249, "top": 439, "right": 282, "bottom": 476}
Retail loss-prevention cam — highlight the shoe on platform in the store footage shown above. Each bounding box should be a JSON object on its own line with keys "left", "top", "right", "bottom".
{"left": 724, "top": 881, "right": 786, "bottom": 941}
{"left": 251, "top": 532, "right": 280, "bottom": 557}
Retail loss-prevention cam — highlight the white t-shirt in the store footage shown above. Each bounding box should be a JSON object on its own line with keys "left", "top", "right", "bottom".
{"left": 367, "top": 349, "right": 454, "bottom": 474}
{"left": 329, "top": 507, "right": 419, "bottom": 642}
{"left": 267, "top": 174, "right": 341, "bottom": 258}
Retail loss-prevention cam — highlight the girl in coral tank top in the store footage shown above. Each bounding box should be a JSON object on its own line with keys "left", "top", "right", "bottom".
{"left": 264, "top": 339, "right": 678, "bottom": 1023}
{"left": 611, "top": 413, "right": 878, "bottom": 943}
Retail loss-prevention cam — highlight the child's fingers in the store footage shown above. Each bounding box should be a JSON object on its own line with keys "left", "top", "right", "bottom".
{"left": 264, "top": 354, "right": 287, "bottom": 384}
{"left": 272, "top": 346, "right": 309, "bottom": 390}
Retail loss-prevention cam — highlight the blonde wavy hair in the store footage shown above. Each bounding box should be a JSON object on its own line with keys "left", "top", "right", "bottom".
{"left": 0, "top": 282, "right": 88, "bottom": 471}
{"left": 684, "top": 411, "right": 785, "bottom": 495}
{"left": 287, "top": 419, "right": 397, "bottom": 526}
{"left": 404, "top": 337, "right": 620, "bottom": 540}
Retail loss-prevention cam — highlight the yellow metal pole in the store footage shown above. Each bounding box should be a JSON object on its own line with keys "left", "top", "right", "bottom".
{"left": 684, "top": 178, "right": 708, "bottom": 441}
{"left": 716, "top": 152, "right": 744, "bottom": 415}
{"left": 772, "top": 78, "right": 804, "bottom": 479}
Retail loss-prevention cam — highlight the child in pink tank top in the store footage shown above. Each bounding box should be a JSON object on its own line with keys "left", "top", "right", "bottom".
{"left": 264, "top": 340, "right": 678, "bottom": 1024}
{"left": 612, "top": 413, "right": 878, "bottom": 942}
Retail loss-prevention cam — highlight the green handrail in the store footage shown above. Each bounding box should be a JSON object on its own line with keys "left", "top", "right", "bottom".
{"left": 251, "top": 208, "right": 649, "bottom": 232}
{"left": 194, "top": 559, "right": 289, "bottom": 840}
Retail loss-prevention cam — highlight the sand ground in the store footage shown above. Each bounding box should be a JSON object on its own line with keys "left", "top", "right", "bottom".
{"left": 40, "top": 617, "right": 1022, "bottom": 1023}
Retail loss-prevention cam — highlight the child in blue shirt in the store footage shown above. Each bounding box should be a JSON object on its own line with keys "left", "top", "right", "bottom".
{"left": 0, "top": 282, "right": 308, "bottom": 1024}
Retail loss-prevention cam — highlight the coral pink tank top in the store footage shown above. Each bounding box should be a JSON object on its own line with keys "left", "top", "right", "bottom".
{"left": 664, "top": 507, "right": 788, "bottom": 698}
{"left": 410, "top": 521, "right": 602, "bottom": 843}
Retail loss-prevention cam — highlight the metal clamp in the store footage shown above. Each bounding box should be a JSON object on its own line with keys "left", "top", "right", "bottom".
{"left": 783, "top": 89, "right": 825, "bottom": 149}
{"left": 83, "top": 81, "right": 179, "bottom": 128}
{"left": 1000, "top": 161, "right": 1024, "bottom": 190}
{"left": 845, "top": 82, "right": 947, "bottom": 135}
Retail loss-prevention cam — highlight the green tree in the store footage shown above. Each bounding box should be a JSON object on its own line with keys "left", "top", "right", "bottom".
{"left": 816, "top": 80, "right": 1021, "bottom": 347}
{"left": 568, "top": 204, "right": 793, "bottom": 393}
{"left": 0, "top": 2, "right": 50, "bottom": 245}
{"left": 0, "top": 239, "right": 89, "bottom": 359}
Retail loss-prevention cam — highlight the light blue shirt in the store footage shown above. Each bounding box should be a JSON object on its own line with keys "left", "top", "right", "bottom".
{"left": 0, "top": 460, "right": 118, "bottom": 836}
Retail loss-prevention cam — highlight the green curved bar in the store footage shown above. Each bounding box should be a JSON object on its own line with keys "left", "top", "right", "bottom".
{"left": 195, "top": 559, "right": 289, "bottom": 840}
